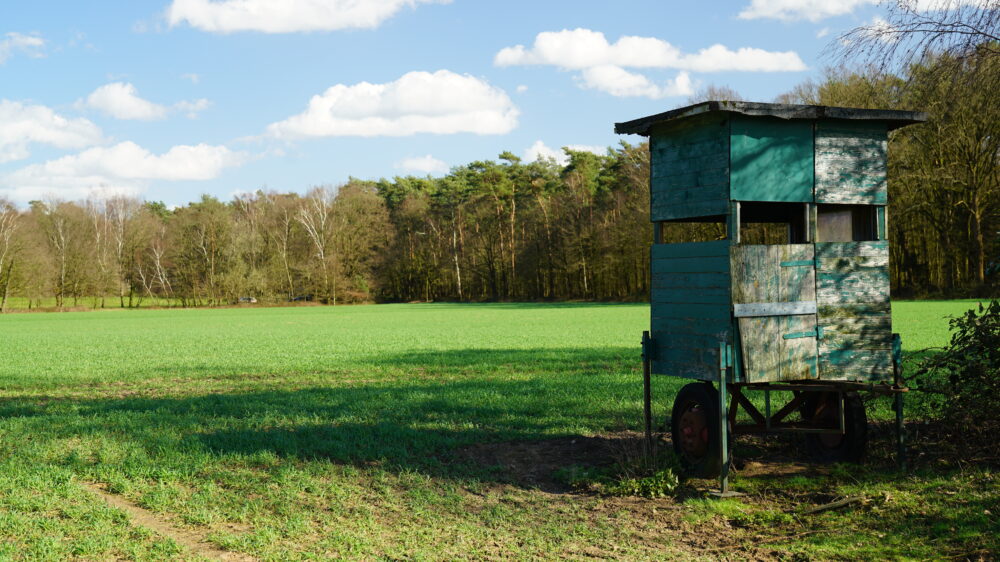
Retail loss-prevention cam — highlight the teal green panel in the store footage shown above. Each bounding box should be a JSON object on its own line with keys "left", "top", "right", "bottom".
{"left": 651, "top": 271, "right": 730, "bottom": 289}
{"left": 651, "top": 240, "right": 730, "bottom": 259}
{"left": 651, "top": 255, "right": 730, "bottom": 274}
{"left": 730, "top": 115, "right": 814, "bottom": 202}
{"left": 649, "top": 112, "right": 731, "bottom": 221}
{"left": 651, "top": 287, "right": 731, "bottom": 305}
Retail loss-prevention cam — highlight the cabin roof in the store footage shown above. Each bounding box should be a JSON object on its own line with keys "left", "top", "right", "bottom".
{"left": 614, "top": 101, "right": 927, "bottom": 136}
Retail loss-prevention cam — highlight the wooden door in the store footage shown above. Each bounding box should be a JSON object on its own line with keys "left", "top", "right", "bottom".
{"left": 731, "top": 244, "right": 819, "bottom": 383}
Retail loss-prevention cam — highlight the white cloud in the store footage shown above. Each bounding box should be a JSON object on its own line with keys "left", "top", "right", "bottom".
{"left": 738, "top": 0, "right": 877, "bottom": 22}
{"left": 166, "top": 0, "right": 449, "bottom": 33}
{"left": 81, "top": 82, "right": 168, "bottom": 121}
{"left": 181, "top": 73, "right": 200, "bottom": 84}
{"left": 395, "top": 154, "right": 449, "bottom": 174}
{"left": 0, "top": 141, "right": 245, "bottom": 203}
{"left": 175, "top": 98, "right": 212, "bottom": 118}
{"left": 516, "top": 84, "right": 528, "bottom": 93}
{"left": 817, "top": 27, "right": 831, "bottom": 38}
{"left": 523, "top": 140, "right": 605, "bottom": 166}
{"left": 266, "top": 70, "right": 518, "bottom": 138}
{"left": 79, "top": 82, "right": 211, "bottom": 120}
{"left": 0, "top": 100, "right": 104, "bottom": 163}
{"left": 495, "top": 28, "right": 806, "bottom": 72}
{"left": 579, "top": 66, "right": 695, "bottom": 99}
{"left": 0, "top": 32, "right": 45, "bottom": 64}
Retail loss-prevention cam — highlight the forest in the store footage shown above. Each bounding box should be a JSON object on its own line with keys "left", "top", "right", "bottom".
{"left": 0, "top": 50, "right": 997, "bottom": 309}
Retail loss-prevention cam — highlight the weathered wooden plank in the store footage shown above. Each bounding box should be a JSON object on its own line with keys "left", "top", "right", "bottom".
{"left": 814, "top": 241, "right": 888, "bottom": 258}
{"left": 651, "top": 255, "right": 730, "bottom": 273}
{"left": 651, "top": 316, "right": 732, "bottom": 338}
{"left": 730, "top": 115, "right": 813, "bottom": 202}
{"left": 652, "top": 169, "right": 730, "bottom": 191}
{"left": 652, "top": 288, "right": 731, "bottom": 305}
{"left": 651, "top": 240, "right": 730, "bottom": 259}
{"left": 733, "top": 300, "right": 816, "bottom": 317}
{"left": 651, "top": 185, "right": 729, "bottom": 209}
{"left": 739, "top": 314, "right": 817, "bottom": 383}
{"left": 650, "top": 152, "right": 729, "bottom": 176}
{"left": 651, "top": 359, "right": 717, "bottom": 380}
{"left": 818, "top": 349, "right": 893, "bottom": 382}
{"left": 816, "top": 267, "right": 890, "bottom": 305}
{"left": 652, "top": 271, "right": 731, "bottom": 290}
{"left": 650, "top": 332, "right": 732, "bottom": 351}
{"left": 815, "top": 120, "right": 888, "bottom": 205}
{"left": 651, "top": 198, "right": 730, "bottom": 222}
{"left": 651, "top": 302, "right": 732, "bottom": 321}
{"left": 731, "top": 244, "right": 815, "bottom": 304}
{"left": 817, "top": 303, "right": 891, "bottom": 318}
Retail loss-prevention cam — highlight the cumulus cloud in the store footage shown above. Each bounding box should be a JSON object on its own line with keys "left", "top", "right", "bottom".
{"left": 395, "top": 154, "right": 449, "bottom": 174}
{"left": 0, "top": 141, "right": 245, "bottom": 203}
{"left": 78, "top": 82, "right": 211, "bottom": 120}
{"left": 166, "top": 0, "right": 449, "bottom": 33}
{"left": 266, "top": 70, "right": 519, "bottom": 138}
{"left": 81, "top": 82, "right": 169, "bottom": 120}
{"left": 738, "top": 0, "right": 877, "bottom": 22}
{"left": 523, "top": 140, "right": 605, "bottom": 166}
{"left": 495, "top": 28, "right": 806, "bottom": 72}
{"left": 0, "top": 100, "right": 104, "bottom": 163}
{"left": 0, "top": 32, "right": 45, "bottom": 64}
{"left": 579, "top": 66, "right": 695, "bottom": 99}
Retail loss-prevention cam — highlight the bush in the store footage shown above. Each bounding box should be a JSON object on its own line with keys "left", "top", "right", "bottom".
{"left": 910, "top": 299, "right": 1000, "bottom": 433}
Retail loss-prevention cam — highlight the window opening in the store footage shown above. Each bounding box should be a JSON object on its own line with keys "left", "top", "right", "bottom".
{"left": 738, "top": 202, "right": 808, "bottom": 245}
{"left": 816, "top": 204, "right": 878, "bottom": 242}
{"left": 656, "top": 215, "right": 726, "bottom": 244}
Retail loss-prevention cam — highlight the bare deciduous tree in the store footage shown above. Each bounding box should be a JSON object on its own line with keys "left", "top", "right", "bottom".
{"left": 837, "top": 0, "right": 1000, "bottom": 72}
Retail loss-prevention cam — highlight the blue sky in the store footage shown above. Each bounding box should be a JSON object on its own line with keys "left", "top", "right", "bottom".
{"left": 0, "top": 0, "right": 890, "bottom": 207}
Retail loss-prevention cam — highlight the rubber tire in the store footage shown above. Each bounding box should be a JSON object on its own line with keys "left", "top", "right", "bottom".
{"left": 671, "top": 382, "right": 726, "bottom": 479}
{"left": 801, "top": 391, "right": 868, "bottom": 463}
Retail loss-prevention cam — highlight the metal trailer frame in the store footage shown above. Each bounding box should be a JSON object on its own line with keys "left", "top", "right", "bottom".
{"left": 641, "top": 330, "right": 907, "bottom": 495}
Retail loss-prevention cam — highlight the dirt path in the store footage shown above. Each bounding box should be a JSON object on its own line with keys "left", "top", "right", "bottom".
{"left": 82, "top": 482, "right": 256, "bottom": 562}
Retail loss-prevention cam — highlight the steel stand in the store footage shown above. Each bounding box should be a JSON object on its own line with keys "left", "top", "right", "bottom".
{"left": 711, "top": 342, "right": 743, "bottom": 498}
{"left": 641, "top": 331, "right": 653, "bottom": 457}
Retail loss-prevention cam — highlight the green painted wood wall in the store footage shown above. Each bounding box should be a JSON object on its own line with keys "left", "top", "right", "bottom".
{"left": 650, "top": 240, "right": 731, "bottom": 380}
{"left": 647, "top": 112, "right": 896, "bottom": 383}
{"left": 648, "top": 113, "right": 730, "bottom": 221}
{"left": 815, "top": 120, "right": 888, "bottom": 205}
{"left": 815, "top": 241, "right": 893, "bottom": 381}
{"left": 729, "top": 115, "right": 813, "bottom": 203}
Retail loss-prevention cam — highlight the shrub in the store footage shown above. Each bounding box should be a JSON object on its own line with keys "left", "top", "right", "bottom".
{"left": 910, "top": 299, "right": 1000, "bottom": 433}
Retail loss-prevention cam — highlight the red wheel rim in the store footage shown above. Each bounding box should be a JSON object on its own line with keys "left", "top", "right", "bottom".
{"left": 678, "top": 402, "right": 709, "bottom": 459}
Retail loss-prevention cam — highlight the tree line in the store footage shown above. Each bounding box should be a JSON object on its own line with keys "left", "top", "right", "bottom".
{"left": 0, "top": 51, "right": 997, "bottom": 310}
{"left": 0, "top": 144, "right": 651, "bottom": 309}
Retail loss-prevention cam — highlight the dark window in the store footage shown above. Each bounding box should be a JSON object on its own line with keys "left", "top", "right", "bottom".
{"left": 656, "top": 215, "right": 727, "bottom": 244}
{"left": 816, "top": 204, "right": 877, "bottom": 242}
{"left": 738, "top": 202, "right": 807, "bottom": 245}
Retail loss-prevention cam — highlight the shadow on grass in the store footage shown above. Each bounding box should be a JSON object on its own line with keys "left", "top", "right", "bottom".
{"left": 5, "top": 346, "right": 661, "bottom": 486}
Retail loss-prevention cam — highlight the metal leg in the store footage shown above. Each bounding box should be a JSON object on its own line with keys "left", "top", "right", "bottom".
{"left": 895, "top": 391, "right": 906, "bottom": 471}
{"left": 641, "top": 331, "right": 653, "bottom": 457}
{"left": 711, "top": 343, "right": 742, "bottom": 498}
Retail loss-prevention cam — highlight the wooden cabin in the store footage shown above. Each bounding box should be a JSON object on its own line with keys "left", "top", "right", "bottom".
{"left": 615, "top": 102, "right": 926, "bottom": 385}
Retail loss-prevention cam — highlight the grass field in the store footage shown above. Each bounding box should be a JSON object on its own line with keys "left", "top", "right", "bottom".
{"left": 0, "top": 302, "right": 996, "bottom": 559}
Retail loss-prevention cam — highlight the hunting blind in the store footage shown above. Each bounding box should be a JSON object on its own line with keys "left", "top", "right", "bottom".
{"left": 615, "top": 101, "right": 926, "bottom": 492}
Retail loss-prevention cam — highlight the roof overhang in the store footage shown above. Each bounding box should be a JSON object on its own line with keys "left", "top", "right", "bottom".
{"left": 614, "top": 101, "right": 927, "bottom": 136}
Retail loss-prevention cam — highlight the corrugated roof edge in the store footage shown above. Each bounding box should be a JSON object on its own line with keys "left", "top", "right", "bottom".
{"left": 613, "top": 101, "right": 928, "bottom": 136}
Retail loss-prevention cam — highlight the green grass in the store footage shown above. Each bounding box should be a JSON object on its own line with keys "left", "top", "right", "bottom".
{"left": 0, "top": 301, "right": 996, "bottom": 559}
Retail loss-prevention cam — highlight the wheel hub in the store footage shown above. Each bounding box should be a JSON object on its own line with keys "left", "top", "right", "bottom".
{"left": 678, "top": 403, "right": 709, "bottom": 459}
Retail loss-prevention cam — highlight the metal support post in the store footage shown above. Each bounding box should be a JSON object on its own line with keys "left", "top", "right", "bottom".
{"left": 641, "top": 331, "right": 653, "bottom": 457}
{"left": 711, "top": 342, "right": 742, "bottom": 498}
